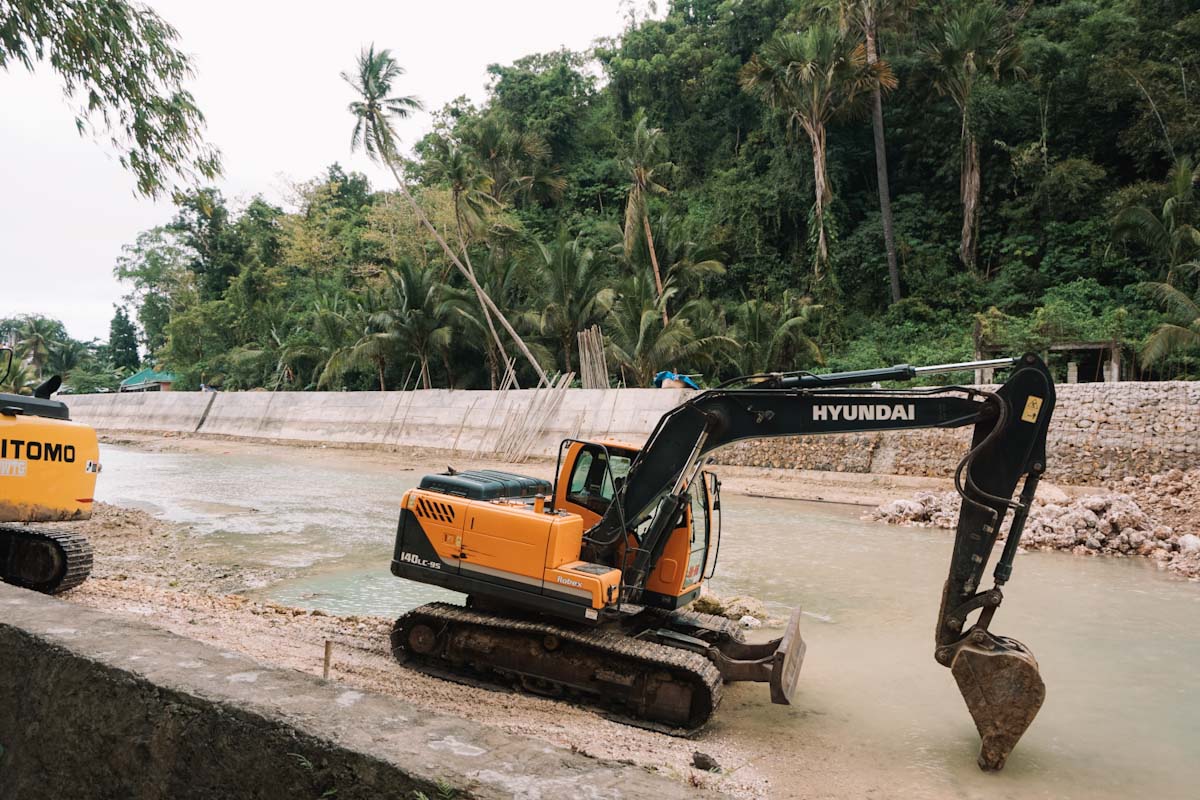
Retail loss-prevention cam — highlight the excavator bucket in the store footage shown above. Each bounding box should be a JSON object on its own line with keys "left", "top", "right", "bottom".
{"left": 769, "top": 607, "right": 806, "bottom": 705}
{"left": 949, "top": 628, "right": 1045, "bottom": 771}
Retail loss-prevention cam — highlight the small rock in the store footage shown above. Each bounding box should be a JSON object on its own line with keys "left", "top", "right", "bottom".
{"left": 692, "top": 751, "right": 721, "bottom": 771}
{"left": 738, "top": 615, "right": 762, "bottom": 629}
{"left": 1178, "top": 534, "right": 1200, "bottom": 554}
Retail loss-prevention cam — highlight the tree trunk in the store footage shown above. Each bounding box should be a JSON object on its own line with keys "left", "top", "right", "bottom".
{"left": 865, "top": 21, "right": 901, "bottom": 303}
{"left": 453, "top": 202, "right": 515, "bottom": 386}
{"left": 960, "top": 129, "right": 981, "bottom": 271}
{"left": 384, "top": 159, "right": 550, "bottom": 387}
{"left": 642, "top": 213, "right": 669, "bottom": 327}
{"left": 420, "top": 357, "right": 431, "bottom": 390}
{"left": 377, "top": 358, "right": 386, "bottom": 392}
{"left": 808, "top": 124, "right": 831, "bottom": 280}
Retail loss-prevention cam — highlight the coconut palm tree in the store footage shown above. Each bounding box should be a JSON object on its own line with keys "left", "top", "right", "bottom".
{"left": 16, "top": 316, "right": 61, "bottom": 378}
{"left": 923, "top": 1, "right": 1022, "bottom": 272}
{"left": 823, "top": 0, "right": 914, "bottom": 302}
{"left": 342, "top": 45, "right": 549, "bottom": 386}
{"left": 1139, "top": 275, "right": 1200, "bottom": 366}
{"left": 377, "top": 260, "right": 472, "bottom": 390}
{"left": 742, "top": 25, "right": 896, "bottom": 280}
{"left": 605, "top": 274, "right": 735, "bottom": 388}
{"left": 318, "top": 287, "right": 392, "bottom": 391}
{"left": 526, "top": 229, "right": 616, "bottom": 375}
{"left": 620, "top": 110, "right": 673, "bottom": 324}
{"left": 649, "top": 213, "right": 726, "bottom": 316}
{"left": 424, "top": 141, "right": 514, "bottom": 374}
{"left": 464, "top": 115, "right": 566, "bottom": 207}
{"left": 727, "top": 292, "right": 824, "bottom": 375}
{"left": 1114, "top": 156, "right": 1200, "bottom": 283}
{"left": 47, "top": 339, "right": 90, "bottom": 378}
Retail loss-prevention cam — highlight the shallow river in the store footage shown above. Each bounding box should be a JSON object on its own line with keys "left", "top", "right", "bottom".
{"left": 98, "top": 444, "right": 1199, "bottom": 799}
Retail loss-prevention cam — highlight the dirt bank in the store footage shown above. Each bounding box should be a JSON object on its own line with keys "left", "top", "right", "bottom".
{"left": 869, "top": 469, "right": 1200, "bottom": 580}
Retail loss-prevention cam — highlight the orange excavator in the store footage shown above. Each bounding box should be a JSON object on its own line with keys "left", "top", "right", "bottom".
{"left": 0, "top": 346, "right": 98, "bottom": 594}
{"left": 389, "top": 354, "right": 1055, "bottom": 770}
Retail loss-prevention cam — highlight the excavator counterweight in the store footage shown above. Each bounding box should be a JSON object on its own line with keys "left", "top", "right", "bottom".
{"left": 388, "top": 353, "right": 1054, "bottom": 768}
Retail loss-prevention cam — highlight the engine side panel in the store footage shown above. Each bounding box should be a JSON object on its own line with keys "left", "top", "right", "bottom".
{"left": 0, "top": 414, "right": 99, "bottom": 523}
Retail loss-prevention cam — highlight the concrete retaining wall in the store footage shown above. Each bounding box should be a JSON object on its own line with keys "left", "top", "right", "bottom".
{"left": 69, "top": 387, "right": 687, "bottom": 457}
{"left": 65, "top": 390, "right": 215, "bottom": 433}
{"left": 66, "top": 381, "right": 1199, "bottom": 483}
{"left": 0, "top": 583, "right": 712, "bottom": 800}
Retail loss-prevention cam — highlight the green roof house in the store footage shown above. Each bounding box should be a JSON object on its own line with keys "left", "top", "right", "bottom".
{"left": 119, "top": 368, "right": 177, "bottom": 392}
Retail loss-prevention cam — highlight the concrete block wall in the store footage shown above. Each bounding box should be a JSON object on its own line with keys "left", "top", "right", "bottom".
{"left": 65, "top": 381, "right": 1199, "bottom": 483}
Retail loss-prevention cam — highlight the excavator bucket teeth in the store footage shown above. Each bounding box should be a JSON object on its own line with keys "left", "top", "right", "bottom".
{"left": 949, "top": 628, "right": 1045, "bottom": 771}
{"left": 769, "top": 607, "right": 806, "bottom": 705}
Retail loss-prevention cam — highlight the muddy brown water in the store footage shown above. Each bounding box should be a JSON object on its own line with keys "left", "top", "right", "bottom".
{"left": 97, "top": 444, "right": 1199, "bottom": 799}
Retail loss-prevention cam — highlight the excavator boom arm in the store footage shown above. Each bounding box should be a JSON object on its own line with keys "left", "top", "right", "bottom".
{"left": 586, "top": 353, "right": 1055, "bottom": 770}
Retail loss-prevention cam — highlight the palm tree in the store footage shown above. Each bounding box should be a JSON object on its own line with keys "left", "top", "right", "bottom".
{"left": 526, "top": 229, "right": 616, "bottom": 374}
{"left": 1114, "top": 157, "right": 1200, "bottom": 283}
{"left": 606, "top": 274, "right": 735, "bottom": 387}
{"left": 318, "top": 287, "right": 393, "bottom": 391}
{"left": 824, "top": 0, "right": 914, "bottom": 302}
{"left": 728, "top": 292, "right": 824, "bottom": 375}
{"left": 742, "top": 25, "right": 896, "bottom": 280}
{"left": 16, "top": 317, "right": 60, "bottom": 378}
{"left": 377, "top": 260, "right": 471, "bottom": 390}
{"left": 0, "top": 359, "right": 37, "bottom": 395}
{"left": 47, "top": 339, "right": 90, "bottom": 378}
{"left": 923, "top": 1, "right": 1022, "bottom": 272}
{"left": 464, "top": 115, "right": 565, "bottom": 207}
{"left": 341, "top": 45, "right": 549, "bottom": 386}
{"left": 1139, "top": 276, "right": 1200, "bottom": 366}
{"left": 424, "top": 141, "right": 514, "bottom": 375}
{"left": 620, "top": 109, "right": 673, "bottom": 324}
{"left": 651, "top": 214, "right": 726, "bottom": 316}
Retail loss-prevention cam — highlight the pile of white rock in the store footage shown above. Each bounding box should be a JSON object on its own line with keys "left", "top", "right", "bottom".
{"left": 869, "top": 487, "right": 1200, "bottom": 580}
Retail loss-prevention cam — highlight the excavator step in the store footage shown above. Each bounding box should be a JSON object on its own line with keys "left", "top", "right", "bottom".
{"left": 391, "top": 602, "right": 723, "bottom": 733}
{"left": 0, "top": 526, "right": 93, "bottom": 594}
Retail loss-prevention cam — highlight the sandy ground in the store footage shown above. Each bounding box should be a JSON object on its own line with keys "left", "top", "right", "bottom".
{"left": 60, "top": 502, "right": 768, "bottom": 796}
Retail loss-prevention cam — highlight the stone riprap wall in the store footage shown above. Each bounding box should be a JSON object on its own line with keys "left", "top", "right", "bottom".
{"left": 717, "top": 381, "right": 1200, "bottom": 484}
{"left": 67, "top": 381, "right": 1198, "bottom": 483}
{"left": 0, "top": 583, "right": 712, "bottom": 800}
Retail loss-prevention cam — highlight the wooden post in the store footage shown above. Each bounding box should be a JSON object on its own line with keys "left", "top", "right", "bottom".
{"left": 323, "top": 640, "right": 332, "bottom": 680}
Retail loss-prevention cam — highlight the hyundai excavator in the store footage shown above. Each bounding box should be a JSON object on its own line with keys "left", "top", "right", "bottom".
{"left": 389, "top": 353, "right": 1055, "bottom": 770}
{"left": 0, "top": 346, "right": 98, "bottom": 594}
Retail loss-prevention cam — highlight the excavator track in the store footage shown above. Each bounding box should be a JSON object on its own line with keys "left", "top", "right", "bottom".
{"left": 392, "top": 602, "right": 723, "bottom": 733}
{"left": 0, "top": 526, "right": 93, "bottom": 594}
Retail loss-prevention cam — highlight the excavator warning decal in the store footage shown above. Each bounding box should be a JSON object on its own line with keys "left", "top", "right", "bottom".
{"left": 1021, "top": 396, "right": 1043, "bottom": 424}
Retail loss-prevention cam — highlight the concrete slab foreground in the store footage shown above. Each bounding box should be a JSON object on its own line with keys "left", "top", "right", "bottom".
{"left": 0, "top": 583, "right": 716, "bottom": 800}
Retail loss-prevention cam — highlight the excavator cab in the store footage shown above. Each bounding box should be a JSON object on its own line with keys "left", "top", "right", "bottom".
{"left": 553, "top": 439, "right": 719, "bottom": 610}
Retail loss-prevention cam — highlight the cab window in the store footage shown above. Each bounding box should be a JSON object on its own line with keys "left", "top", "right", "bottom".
{"left": 566, "top": 447, "right": 633, "bottom": 511}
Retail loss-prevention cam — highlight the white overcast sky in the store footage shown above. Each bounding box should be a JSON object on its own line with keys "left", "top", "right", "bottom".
{"left": 0, "top": 0, "right": 658, "bottom": 343}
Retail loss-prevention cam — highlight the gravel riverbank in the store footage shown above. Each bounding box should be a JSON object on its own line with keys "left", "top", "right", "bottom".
{"left": 868, "top": 469, "right": 1200, "bottom": 580}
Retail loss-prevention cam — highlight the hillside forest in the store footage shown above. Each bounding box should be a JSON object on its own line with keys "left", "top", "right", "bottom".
{"left": 5, "top": 0, "right": 1200, "bottom": 394}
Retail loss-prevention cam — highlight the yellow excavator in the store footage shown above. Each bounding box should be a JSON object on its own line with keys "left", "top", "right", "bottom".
{"left": 389, "top": 354, "right": 1055, "bottom": 770}
{"left": 0, "top": 346, "right": 99, "bottom": 593}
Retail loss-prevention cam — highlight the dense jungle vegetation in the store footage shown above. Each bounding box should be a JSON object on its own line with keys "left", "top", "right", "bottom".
{"left": 6, "top": 0, "right": 1200, "bottom": 394}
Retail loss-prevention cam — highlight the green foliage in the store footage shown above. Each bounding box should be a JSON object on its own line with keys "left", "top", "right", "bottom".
{"left": 100, "top": 0, "right": 1200, "bottom": 389}
{"left": 0, "top": 0, "right": 220, "bottom": 196}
